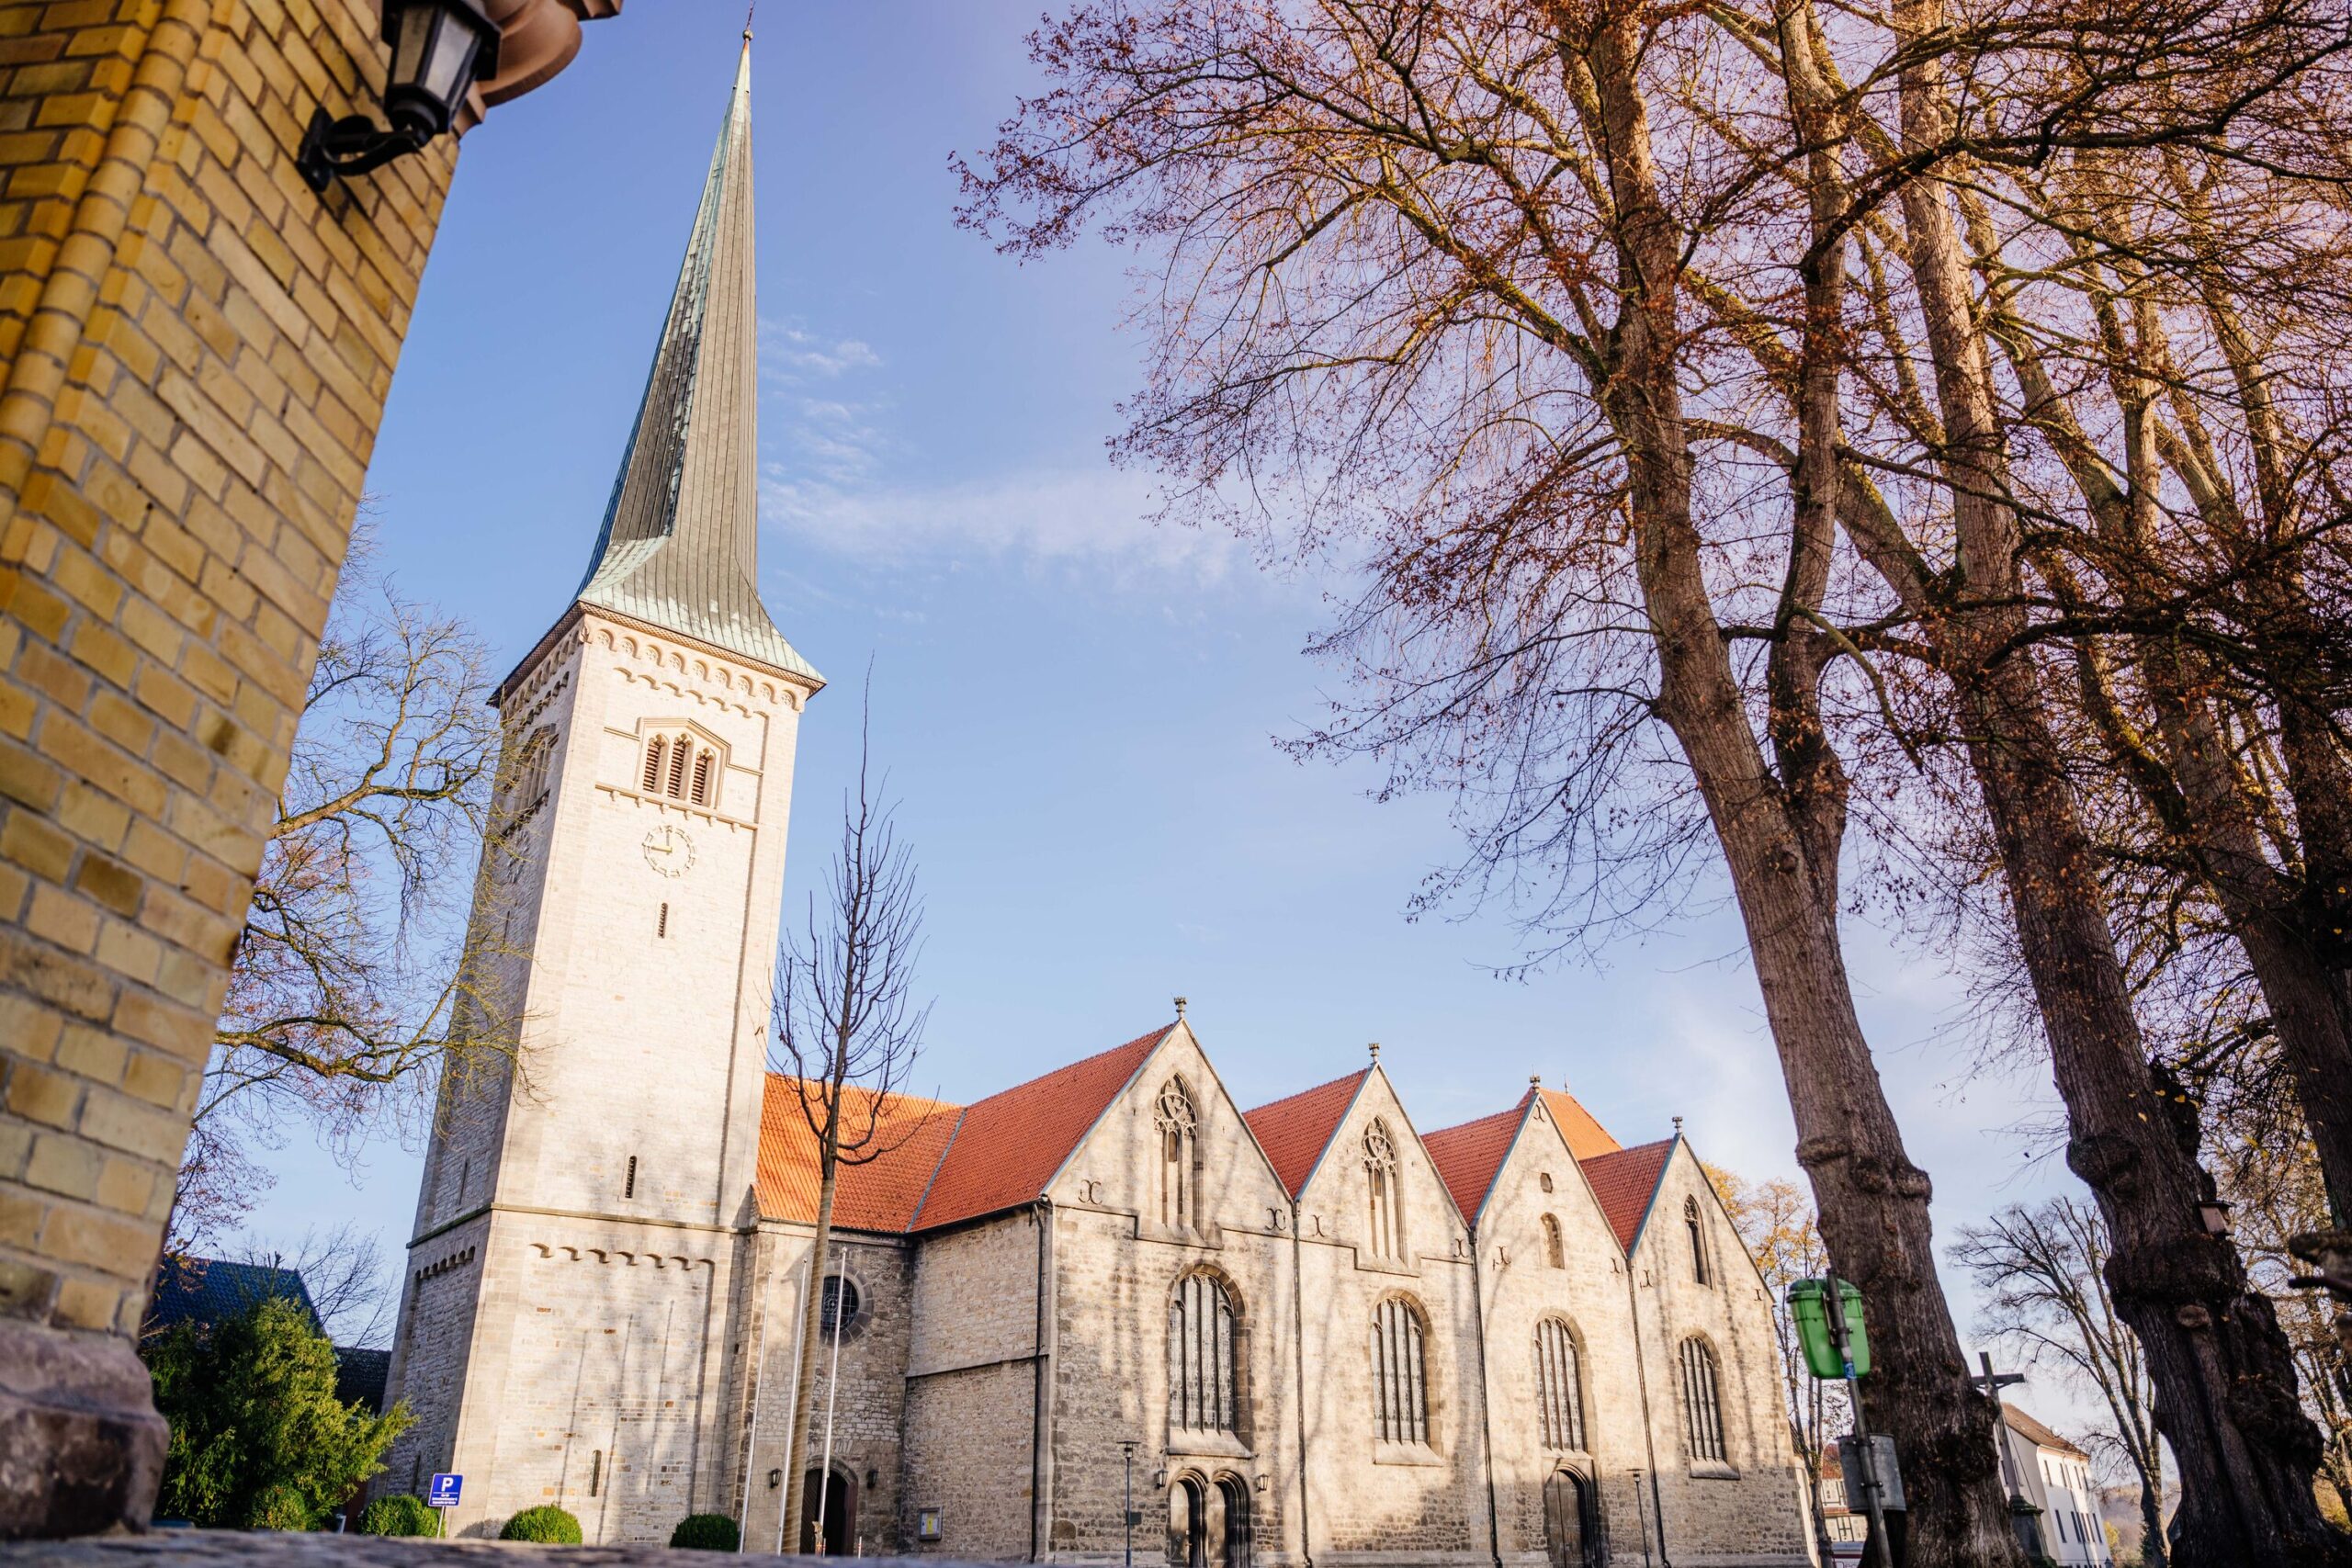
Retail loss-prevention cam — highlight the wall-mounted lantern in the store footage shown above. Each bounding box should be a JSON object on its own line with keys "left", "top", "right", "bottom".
{"left": 299, "top": 0, "right": 502, "bottom": 192}
{"left": 766, "top": 1468, "right": 782, "bottom": 1491}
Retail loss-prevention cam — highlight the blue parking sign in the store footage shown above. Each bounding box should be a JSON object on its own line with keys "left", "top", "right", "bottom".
{"left": 428, "top": 1473, "right": 462, "bottom": 1508}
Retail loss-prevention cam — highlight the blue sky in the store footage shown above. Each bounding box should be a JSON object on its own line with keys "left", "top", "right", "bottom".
{"left": 249, "top": 0, "right": 2088, "bottom": 1427}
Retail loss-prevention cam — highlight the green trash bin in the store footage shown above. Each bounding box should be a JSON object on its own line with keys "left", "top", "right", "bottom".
{"left": 1789, "top": 1278, "right": 1870, "bottom": 1379}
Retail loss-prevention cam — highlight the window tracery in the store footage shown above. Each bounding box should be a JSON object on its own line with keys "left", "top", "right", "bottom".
{"left": 1364, "top": 1120, "right": 1403, "bottom": 1260}
{"left": 1157, "top": 1077, "right": 1199, "bottom": 1230}
{"left": 1535, "top": 1318, "right": 1585, "bottom": 1450}
{"left": 1370, "top": 1295, "right": 1429, "bottom": 1445}
{"left": 1169, "top": 1271, "right": 1238, "bottom": 1434}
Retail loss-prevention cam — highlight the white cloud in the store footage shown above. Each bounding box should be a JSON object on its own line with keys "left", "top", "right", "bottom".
{"left": 760, "top": 318, "right": 883, "bottom": 378}
{"left": 762, "top": 464, "right": 1244, "bottom": 586}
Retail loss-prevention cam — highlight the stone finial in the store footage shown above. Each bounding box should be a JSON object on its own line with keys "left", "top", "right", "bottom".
{"left": 1369, "top": 1042, "right": 1382, "bottom": 1062}
{"left": 1174, "top": 996, "right": 1188, "bottom": 1021}
{"left": 1530, "top": 1074, "right": 1543, "bottom": 1088}
{"left": 1672, "top": 1115, "right": 1684, "bottom": 1136}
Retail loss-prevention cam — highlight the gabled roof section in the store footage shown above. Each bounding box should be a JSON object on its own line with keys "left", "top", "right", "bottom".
{"left": 1578, "top": 1137, "right": 1674, "bottom": 1251}
{"left": 145, "top": 1257, "right": 318, "bottom": 1339}
{"left": 911, "top": 1026, "right": 1172, "bottom": 1231}
{"left": 1243, "top": 1069, "right": 1371, "bottom": 1198}
{"left": 2003, "top": 1404, "right": 2090, "bottom": 1459}
{"left": 758, "top": 1077, "right": 965, "bottom": 1231}
{"left": 1537, "top": 1087, "right": 1623, "bottom": 1160}
{"left": 573, "top": 41, "right": 819, "bottom": 687}
{"left": 1423, "top": 1102, "right": 1528, "bottom": 1224}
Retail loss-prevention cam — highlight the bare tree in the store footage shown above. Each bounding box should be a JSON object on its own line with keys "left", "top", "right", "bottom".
{"left": 175, "top": 542, "right": 521, "bottom": 1250}
{"left": 770, "top": 697, "right": 933, "bottom": 1552}
{"left": 1952, "top": 1199, "right": 2168, "bottom": 1568}
{"left": 235, "top": 1223, "right": 394, "bottom": 1348}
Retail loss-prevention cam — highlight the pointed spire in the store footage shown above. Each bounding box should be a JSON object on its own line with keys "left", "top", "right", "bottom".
{"left": 574, "top": 40, "right": 819, "bottom": 687}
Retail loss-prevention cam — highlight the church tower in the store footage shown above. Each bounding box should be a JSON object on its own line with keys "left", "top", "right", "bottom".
{"left": 382, "top": 39, "right": 819, "bottom": 1541}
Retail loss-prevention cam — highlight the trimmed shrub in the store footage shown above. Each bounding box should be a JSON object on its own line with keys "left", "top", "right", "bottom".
{"left": 669, "top": 1514, "right": 741, "bottom": 1551}
{"left": 357, "top": 1495, "right": 438, "bottom": 1537}
{"left": 501, "top": 1505, "right": 584, "bottom": 1544}
{"left": 246, "top": 1483, "right": 315, "bottom": 1532}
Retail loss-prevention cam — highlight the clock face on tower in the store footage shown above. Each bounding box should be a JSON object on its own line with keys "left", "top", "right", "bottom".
{"left": 642, "top": 823, "right": 696, "bottom": 878}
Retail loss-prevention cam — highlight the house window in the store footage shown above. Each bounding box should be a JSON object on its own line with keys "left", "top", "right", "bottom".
{"left": 1679, "top": 1337, "right": 1727, "bottom": 1462}
{"left": 1365, "top": 1121, "right": 1403, "bottom": 1261}
{"left": 1370, "top": 1296, "right": 1429, "bottom": 1446}
{"left": 1542, "top": 1213, "right": 1566, "bottom": 1269}
{"left": 1535, "top": 1318, "right": 1585, "bottom": 1450}
{"left": 641, "top": 730, "right": 718, "bottom": 806}
{"left": 1169, "top": 1272, "right": 1238, "bottom": 1434}
{"left": 1157, "top": 1078, "right": 1199, "bottom": 1230}
{"left": 1685, "top": 1197, "right": 1710, "bottom": 1285}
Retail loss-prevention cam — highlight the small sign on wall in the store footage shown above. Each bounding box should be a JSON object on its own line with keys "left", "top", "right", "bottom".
{"left": 917, "top": 1507, "right": 944, "bottom": 1542}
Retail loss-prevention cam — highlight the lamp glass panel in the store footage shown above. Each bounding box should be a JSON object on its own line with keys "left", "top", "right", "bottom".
{"left": 422, "top": 13, "right": 481, "bottom": 103}
{"left": 389, "top": 2, "right": 434, "bottom": 92}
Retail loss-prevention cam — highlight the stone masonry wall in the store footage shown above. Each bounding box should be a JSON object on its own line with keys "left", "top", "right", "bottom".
{"left": 0, "top": 0, "right": 453, "bottom": 1348}
{"left": 902, "top": 1211, "right": 1045, "bottom": 1562}
{"left": 1041, "top": 1026, "right": 1303, "bottom": 1568}
{"left": 1630, "top": 1145, "right": 1807, "bottom": 1567}
{"left": 1470, "top": 1103, "right": 1651, "bottom": 1568}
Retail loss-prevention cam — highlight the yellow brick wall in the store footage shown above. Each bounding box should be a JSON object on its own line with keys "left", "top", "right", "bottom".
{"left": 0, "top": 0, "right": 457, "bottom": 1341}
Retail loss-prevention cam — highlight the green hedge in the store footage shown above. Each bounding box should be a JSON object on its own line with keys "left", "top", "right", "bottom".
{"left": 500, "top": 1505, "right": 583, "bottom": 1544}
{"left": 669, "top": 1514, "right": 741, "bottom": 1551}
{"left": 356, "top": 1495, "right": 438, "bottom": 1537}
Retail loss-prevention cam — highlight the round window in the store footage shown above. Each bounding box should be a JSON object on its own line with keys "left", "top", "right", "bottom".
{"left": 819, "top": 1274, "right": 861, "bottom": 1337}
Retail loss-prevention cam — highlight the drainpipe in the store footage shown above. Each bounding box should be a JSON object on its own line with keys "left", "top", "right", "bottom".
{"left": 1622, "top": 1260, "right": 1670, "bottom": 1567}
{"left": 1468, "top": 1230, "right": 1504, "bottom": 1568}
{"left": 1032, "top": 1199, "right": 1058, "bottom": 1562}
{"left": 1289, "top": 1201, "right": 1314, "bottom": 1568}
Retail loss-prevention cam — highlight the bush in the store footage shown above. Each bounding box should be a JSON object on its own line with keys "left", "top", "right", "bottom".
{"left": 669, "top": 1514, "right": 740, "bottom": 1551}
{"left": 501, "top": 1505, "right": 584, "bottom": 1544}
{"left": 357, "top": 1495, "right": 438, "bottom": 1537}
{"left": 142, "top": 1295, "right": 411, "bottom": 1529}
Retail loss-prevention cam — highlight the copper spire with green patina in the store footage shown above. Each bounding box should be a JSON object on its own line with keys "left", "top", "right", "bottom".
{"left": 574, "top": 39, "right": 819, "bottom": 686}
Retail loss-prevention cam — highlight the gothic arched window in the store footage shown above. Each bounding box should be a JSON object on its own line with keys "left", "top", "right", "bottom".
{"left": 1169, "top": 1272, "right": 1238, "bottom": 1434}
{"left": 642, "top": 730, "right": 718, "bottom": 807}
{"left": 1534, "top": 1318, "right": 1585, "bottom": 1450}
{"left": 641, "top": 733, "right": 667, "bottom": 793}
{"left": 1541, "top": 1213, "right": 1566, "bottom": 1269}
{"left": 1364, "top": 1120, "right": 1403, "bottom": 1261}
{"left": 1370, "top": 1295, "right": 1430, "bottom": 1446}
{"left": 1685, "top": 1197, "right": 1711, "bottom": 1285}
{"left": 1679, "top": 1337, "right": 1727, "bottom": 1462}
{"left": 1157, "top": 1077, "right": 1199, "bottom": 1230}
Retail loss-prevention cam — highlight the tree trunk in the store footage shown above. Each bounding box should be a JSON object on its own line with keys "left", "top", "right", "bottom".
{"left": 1566, "top": 13, "right": 2027, "bottom": 1562}
{"left": 780, "top": 1127, "right": 842, "bottom": 1554}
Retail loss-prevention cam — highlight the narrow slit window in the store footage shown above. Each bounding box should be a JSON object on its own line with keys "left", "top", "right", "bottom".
{"left": 1686, "top": 1198, "right": 1711, "bottom": 1285}
{"left": 658, "top": 901, "right": 669, "bottom": 938}
{"left": 666, "top": 736, "right": 690, "bottom": 797}
{"left": 692, "top": 749, "right": 713, "bottom": 806}
{"left": 625, "top": 1155, "right": 638, "bottom": 1200}
{"left": 588, "top": 1450, "right": 602, "bottom": 1497}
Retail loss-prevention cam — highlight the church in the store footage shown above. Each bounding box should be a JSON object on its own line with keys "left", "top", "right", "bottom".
{"left": 379, "top": 39, "right": 1811, "bottom": 1568}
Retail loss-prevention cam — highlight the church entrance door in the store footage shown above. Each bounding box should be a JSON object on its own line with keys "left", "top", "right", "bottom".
{"left": 1544, "top": 1469, "right": 1597, "bottom": 1568}
{"left": 801, "top": 1468, "right": 857, "bottom": 1555}
{"left": 1169, "top": 1476, "right": 1205, "bottom": 1567}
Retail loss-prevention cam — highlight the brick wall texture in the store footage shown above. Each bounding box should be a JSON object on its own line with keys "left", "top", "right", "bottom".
{"left": 0, "top": 0, "right": 455, "bottom": 1343}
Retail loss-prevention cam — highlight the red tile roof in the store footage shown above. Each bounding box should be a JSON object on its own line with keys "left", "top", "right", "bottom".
{"left": 910, "top": 1027, "right": 1171, "bottom": 1231}
{"left": 757, "top": 1078, "right": 965, "bottom": 1231}
{"left": 1538, "top": 1088, "right": 1623, "bottom": 1160}
{"left": 1423, "top": 1103, "right": 1527, "bottom": 1223}
{"left": 1243, "top": 1070, "right": 1370, "bottom": 1197}
{"left": 1578, "top": 1138, "right": 1674, "bottom": 1251}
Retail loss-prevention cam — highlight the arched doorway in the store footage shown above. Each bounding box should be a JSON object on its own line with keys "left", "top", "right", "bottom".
{"left": 800, "top": 1467, "right": 857, "bottom": 1555}
{"left": 1169, "top": 1475, "right": 1205, "bottom": 1568}
{"left": 1214, "top": 1475, "right": 1251, "bottom": 1568}
{"left": 1543, "top": 1469, "right": 1600, "bottom": 1568}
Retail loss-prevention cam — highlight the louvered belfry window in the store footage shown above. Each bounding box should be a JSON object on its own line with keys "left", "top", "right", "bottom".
{"left": 642, "top": 731, "right": 717, "bottom": 807}
{"left": 1680, "top": 1337, "right": 1727, "bottom": 1461}
{"left": 1535, "top": 1319, "right": 1585, "bottom": 1450}
{"left": 1371, "top": 1296, "right": 1429, "bottom": 1445}
{"left": 1169, "top": 1272, "right": 1238, "bottom": 1433}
